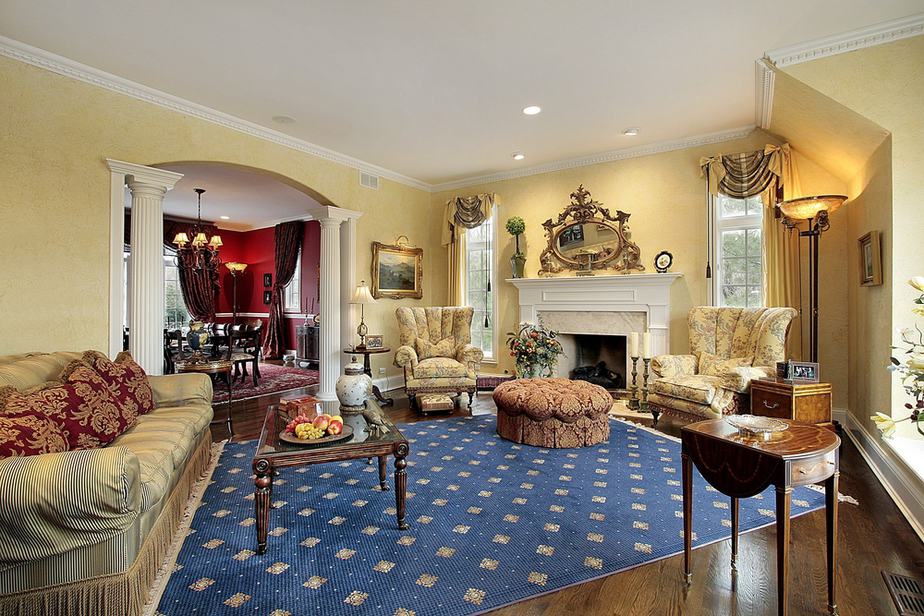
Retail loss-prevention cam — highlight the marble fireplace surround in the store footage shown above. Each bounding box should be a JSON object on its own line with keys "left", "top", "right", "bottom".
{"left": 506, "top": 273, "right": 683, "bottom": 380}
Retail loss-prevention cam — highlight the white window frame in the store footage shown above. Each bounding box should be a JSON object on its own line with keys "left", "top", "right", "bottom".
{"left": 461, "top": 210, "right": 498, "bottom": 362}
{"left": 284, "top": 252, "right": 302, "bottom": 313}
{"left": 710, "top": 194, "right": 765, "bottom": 308}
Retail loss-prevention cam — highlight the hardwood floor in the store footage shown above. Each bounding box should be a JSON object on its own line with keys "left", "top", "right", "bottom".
{"left": 214, "top": 380, "right": 924, "bottom": 616}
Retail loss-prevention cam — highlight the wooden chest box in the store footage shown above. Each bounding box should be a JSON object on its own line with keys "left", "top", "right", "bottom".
{"left": 750, "top": 377, "right": 833, "bottom": 428}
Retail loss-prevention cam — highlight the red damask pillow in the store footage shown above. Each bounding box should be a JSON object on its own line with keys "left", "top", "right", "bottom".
{"left": 0, "top": 393, "right": 70, "bottom": 458}
{"left": 76, "top": 351, "right": 156, "bottom": 418}
{"left": 0, "top": 365, "right": 129, "bottom": 452}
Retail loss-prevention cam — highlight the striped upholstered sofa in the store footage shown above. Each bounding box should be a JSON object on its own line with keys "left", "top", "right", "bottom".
{"left": 0, "top": 352, "right": 214, "bottom": 616}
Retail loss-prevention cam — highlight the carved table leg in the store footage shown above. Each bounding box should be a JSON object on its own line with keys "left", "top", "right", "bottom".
{"left": 682, "top": 451, "right": 693, "bottom": 585}
{"left": 253, "top": 458, "right": 273, "bottom": 554}
{"left": 394, "top": 443, "right": 409, "bottom": 530}
{"left": 378, "top": 455, "right": 389, "bottom": 491}
{"left": 731, "top": 496, "right": 739, "bottom": 570}
{"left": 826, "top": 472, "right": 840, "bottom": 615}
{"left": 776, "top": 486, "right": 792, "bottom": 616}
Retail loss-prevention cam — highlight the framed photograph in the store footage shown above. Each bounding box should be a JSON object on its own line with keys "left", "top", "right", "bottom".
{"left": 776, "top": 360, "right": 820, "bottom": 383}
{"left": 263, "top": 290, "right": 272, "bottom": 305}
{"left": 364, "top": 335, "right": 384, "bottom": 349}
{"left": 264, "top": 273, "right": 273, "bottom": 287}
{"left": 654, "top": 250, "right": 673, "bottom": 273}
{"left": 858, "top": 231, "right": 882, "bottom": 286}
{"left": 372, "top": 241, "right": 423, "bottom": 299}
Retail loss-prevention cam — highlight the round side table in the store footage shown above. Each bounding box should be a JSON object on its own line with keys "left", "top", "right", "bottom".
{"left": 343, "top": 347, "right": 394, "bottom": 406}
{"left": 175, "top": 358, "right": 234, "bottom": 437}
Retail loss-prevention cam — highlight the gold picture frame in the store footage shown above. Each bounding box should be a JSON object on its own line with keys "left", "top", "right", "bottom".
{"left": 858, "top": 230, "right": 882, "bottom": 286}
{"left": 371, "top": 241, "right": 423, "bottom": 299}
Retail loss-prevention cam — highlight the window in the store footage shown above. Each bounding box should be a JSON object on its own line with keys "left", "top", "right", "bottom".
{"left": 284, "top": 253, "right": 302, "bottom": 312}
{"left": 163, "top": 249, "right": 190, "bottom": 329}
{"left": 713, "top": 195, "right": 764, "bottom": 308}
{"left": 462, "top": 212, "right": 496, "bottom": 360}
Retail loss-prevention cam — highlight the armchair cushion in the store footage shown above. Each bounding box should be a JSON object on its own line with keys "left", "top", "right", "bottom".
{"left": 651, "top": 354, "right": 697, "bottom": 379}
{"left": 698, "top": 352, "right": 753, "bottom": 376}
{"left": 722, "top": 366, "right": 776, "bottom": 394}
{"left": 456, "top": 343, "right": 484, "bottom": 366}
{"left": 415, "top": 336, "right": 455, "bottom": 360}
{"left": 413, "top": 357, "right": 469, "bottom": 379}
{"left": 650, "top": 374, "right": 725, "bottom": 406}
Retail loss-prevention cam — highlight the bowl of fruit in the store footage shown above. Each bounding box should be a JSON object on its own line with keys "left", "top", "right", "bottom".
{"left": 280, "top": 412, "right": 353, "bottom": 446}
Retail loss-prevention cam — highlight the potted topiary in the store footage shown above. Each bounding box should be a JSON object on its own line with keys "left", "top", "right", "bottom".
{"left": 506, "top": 216, "right": 527, "bottom": 278}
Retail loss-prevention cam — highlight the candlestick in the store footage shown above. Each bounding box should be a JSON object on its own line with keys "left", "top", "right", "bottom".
{"left": 628, "top": 355, "right": 640, "bottom": 411}
{"left": 629, "top": 332, "right": 639, "bottom": 358}
{"left": 642, "top": 331, "right": 651, "bottom": 359}
{"left": 640, "top": 357, "right": 651, "bottom": 412}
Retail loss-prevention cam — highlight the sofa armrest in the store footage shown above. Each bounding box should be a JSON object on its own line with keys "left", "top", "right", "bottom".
{"left": 0, "top": 446, "right": 141, "bottom": 567}
{"left": 651, "top": 354, "right": 698, "bottom": 379}
{"left": 722, "top": 366, "right": 775, "bottom": 394}
{"left": 456, "top": 344, "right": 484, "bottom": 367}
{"left": 393, "top": 345, "right": 419, "bottom": 369}
{"left": 148, "top": 373, "right": 213, "bottom": 407}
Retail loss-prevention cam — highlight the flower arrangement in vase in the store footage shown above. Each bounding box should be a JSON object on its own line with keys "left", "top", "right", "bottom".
{"left": 506, "top": 216, "right": 526, "bottom": 278}
{"left": 871, "top": 276, "right": 924, "bottom": 437}
{"left": 506, "top": 322, "right": 563, "bottom": 378}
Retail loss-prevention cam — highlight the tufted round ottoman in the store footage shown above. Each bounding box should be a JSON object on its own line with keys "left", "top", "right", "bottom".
{"left": 493, "top": 378, "right": 611, "bottom": 448}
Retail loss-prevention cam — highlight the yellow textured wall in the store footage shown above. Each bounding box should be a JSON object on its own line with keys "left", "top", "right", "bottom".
{"left": 0, "top": 55, "right": 442, "bottom": 384}
{"left": 784, "top": 35, "right": 924, "bottom": 433}
{"left": 431, "top": 129, "right": 828, "bottom": 376}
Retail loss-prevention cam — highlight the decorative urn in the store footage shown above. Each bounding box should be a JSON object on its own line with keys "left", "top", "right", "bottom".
{"left": 336, "top": 356, "right": 372, "bottom": 414}
{"left": 186, "top": 321, "right": 210, "bottom": 363}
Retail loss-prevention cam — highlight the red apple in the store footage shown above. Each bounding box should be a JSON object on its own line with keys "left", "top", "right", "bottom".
{"left": 327, "top": 418, "right": 343, "bottom": 435}
{"left": 313, "top": 414, "right": 331, "bottom": 431}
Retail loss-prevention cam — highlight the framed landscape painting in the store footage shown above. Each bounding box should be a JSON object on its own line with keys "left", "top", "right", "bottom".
{"left": 858, "top": 230, "right": 882, "bottom": 286}
{"left": 372, "top": 241, "right": 423, "bottom": 299}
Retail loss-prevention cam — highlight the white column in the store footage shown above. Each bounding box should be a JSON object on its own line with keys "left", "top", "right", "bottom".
{"left": 340, "top": 217, "right": 357, "bottom": 350}
{"left": 317, "top": 217, "right": 344, "bottom": 400}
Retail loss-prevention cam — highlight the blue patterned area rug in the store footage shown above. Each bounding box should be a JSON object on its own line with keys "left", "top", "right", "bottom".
{"left": 155, "top": 417, "right": 826, "bottom": 615}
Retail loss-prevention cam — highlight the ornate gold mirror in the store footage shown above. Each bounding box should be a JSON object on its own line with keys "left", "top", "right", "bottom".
{"left": 539, "top": 185, "right": 644, "bottom": 276}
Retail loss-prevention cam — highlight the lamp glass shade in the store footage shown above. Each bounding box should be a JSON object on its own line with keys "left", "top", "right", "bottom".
{"left": 209, "top": 234, "right": 223, "bottom": 248}
{"left": 778, "top": 195, "right": 847, "bottom": 220}
{"left": 225, "top": 261, "right": 248, "bottom": 274}
{"left": 192, "top": 232, "right": 208, "bottom": 246}
{"left": 351, "top": 282, "right": 376, "bottom": 305}
{"left": 173, "top": 232, "right": 190, "bottom": 246}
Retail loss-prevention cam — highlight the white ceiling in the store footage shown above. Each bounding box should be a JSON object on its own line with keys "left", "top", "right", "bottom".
{"left": 156, "top": 163, "right": 322, "bottom": 231}
{"left": 2, "top": 1, "right": 920, "bottom": 185}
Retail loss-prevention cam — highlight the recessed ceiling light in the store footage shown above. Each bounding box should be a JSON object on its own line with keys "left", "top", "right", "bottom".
{"left": 272, "top": 115, "right": 296, "bottom": 124}
{"left": 522, "top": 106, "right": 541, "bottom": 116}
{"left": 220, "top": 215, "right": 230, "bottom": 220}
{"left": 512, "top": 152, "right": 526, "bottom": 160}
{"left": 623, "top": 127, "right": 640, "bottom": 136}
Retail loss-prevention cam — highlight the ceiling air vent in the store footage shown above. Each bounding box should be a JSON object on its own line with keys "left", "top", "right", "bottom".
{"left": 883, "top": 571, "right": 924, "bottom": 615}
{"left": 359, "top": 171, "right": 379, "bottom": 190}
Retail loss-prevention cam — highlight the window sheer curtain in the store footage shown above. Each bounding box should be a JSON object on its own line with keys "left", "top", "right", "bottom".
{"left": 442, "top": 194, "right": 495, "bottom": 306}
{"left": 700, "top": 144, "right": 804, "bottom": 358}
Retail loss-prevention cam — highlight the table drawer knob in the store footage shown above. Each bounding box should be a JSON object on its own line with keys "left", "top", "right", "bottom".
{"left": 762, "top": 399, "right": 780, "bottom": 410}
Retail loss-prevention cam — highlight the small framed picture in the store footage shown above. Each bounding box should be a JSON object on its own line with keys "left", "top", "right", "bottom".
{"left": 776, "top": 360, "right": 820, "bottom": 383}
{"left": 264, "top": 273, "right": 273, "bottom": 287}
{"left": 654, "top": 250, "right": 673, "bottom": 273}
{"left": 858, "top": 231, "right": 882, "bottom": 286}
{"left": 364, "top": 335, "right": 384, "bottom": 349}
{"left": 263, "top": 290, "right": 272, "bottom": 305}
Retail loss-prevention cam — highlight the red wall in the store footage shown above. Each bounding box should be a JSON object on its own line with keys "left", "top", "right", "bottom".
{"left": 215, "top": 222, "right": 320, "bottom": 350}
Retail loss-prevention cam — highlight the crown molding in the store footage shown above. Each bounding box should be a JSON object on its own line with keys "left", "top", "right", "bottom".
{"left": 766, "top": 13, "right": 924, "bottom": 67}
{"left": 754, "top": 59, "right": 775, "bottom": 130}
{"left": 106, "top": 158, "right": 183, "bottom": 189}
{"left": 430, "top": 126, "right": 755, "bottom": 192}
{"left": 0, "top": 35, "right": 431, "bottom": 192}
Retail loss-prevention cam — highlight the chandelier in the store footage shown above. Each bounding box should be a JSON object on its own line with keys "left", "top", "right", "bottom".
{"left": 173, "top": 188, "right": 223, "bottom": 272}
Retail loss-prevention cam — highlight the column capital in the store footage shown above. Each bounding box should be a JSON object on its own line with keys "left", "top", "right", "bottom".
{"left": 318, "top": 217, "right": 344, "bottom": 229}
{"left": 106, "top": 159, "right": 183, "bottom": 191}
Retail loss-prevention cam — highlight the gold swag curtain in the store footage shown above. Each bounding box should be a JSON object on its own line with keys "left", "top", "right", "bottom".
{"left": 700, "top": 144, "right": 804, "bottom": 359}
{"left": 443, "top": 194, "right": 495, "bottom": 306}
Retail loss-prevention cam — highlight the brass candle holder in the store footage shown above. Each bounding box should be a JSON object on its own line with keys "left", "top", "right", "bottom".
{"left": 628, "top": 355, "right": 640, "bottom": 410}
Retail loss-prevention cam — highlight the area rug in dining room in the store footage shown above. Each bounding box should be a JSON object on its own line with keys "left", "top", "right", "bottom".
{"left": 213, "top": 363, "right": 319, "bottom": 403}
{"left": 154, "top": 417, "right": 827, "bottom": 615}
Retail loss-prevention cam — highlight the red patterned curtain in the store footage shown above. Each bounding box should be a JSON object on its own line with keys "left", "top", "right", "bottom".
{"left": 263, "top": 221, "right": 304, "bottom": 358}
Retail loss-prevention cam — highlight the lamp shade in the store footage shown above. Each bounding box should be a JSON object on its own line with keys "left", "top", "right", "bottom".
{"left": 351, "top": 281, "right": 376, "bottom": 305}
{"left": 209, "top": 234, "right": 223, "bottom": 248}
{"left": 173, "top": 232, "right": 190, "bottom": 246}
{"left": 778, "top": 195, "right": 847, "bottom": 220}
{"left": 192, "top": 231, "right": 208, "bottom": 246}
{"left": 225, "top": 261, "right": 248, "bottom": 274}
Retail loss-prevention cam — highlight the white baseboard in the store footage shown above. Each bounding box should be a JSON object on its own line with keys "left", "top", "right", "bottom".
{"left": 839, "top": 410, "right": 924, "bottom": 543}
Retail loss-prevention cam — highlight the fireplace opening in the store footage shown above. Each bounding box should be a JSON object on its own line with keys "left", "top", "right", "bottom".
{"left": 556, "top": 333, "right": 627, "bottom": 394}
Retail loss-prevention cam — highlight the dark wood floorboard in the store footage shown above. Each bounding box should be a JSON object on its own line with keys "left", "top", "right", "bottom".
{"left": 212, "top": 376, "right": 924, "bottom": 616}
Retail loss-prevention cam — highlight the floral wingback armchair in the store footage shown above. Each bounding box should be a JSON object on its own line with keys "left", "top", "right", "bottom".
{"left": 394, "top": 307, "right": 483, "bottom": 408}
{"left": 648, "top": 306, "right": 797, "bottom": 422}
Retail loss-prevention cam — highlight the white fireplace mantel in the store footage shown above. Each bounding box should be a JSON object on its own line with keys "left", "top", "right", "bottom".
{"left": 506, "top": 273, "right": 683, "bottom": 358}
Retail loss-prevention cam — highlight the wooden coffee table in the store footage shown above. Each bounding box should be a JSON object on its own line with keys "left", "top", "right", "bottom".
{"left": 681, "top": 418, "right": 841, "bottom": 616}
{"left": 251, "top": 402, "right": 410, "bottom": 554}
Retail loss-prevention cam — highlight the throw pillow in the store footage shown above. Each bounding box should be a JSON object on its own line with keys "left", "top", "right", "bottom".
{"left": 73, "top": 350, "right": 156, "bottom": 419}
{"left": 698, "top": 352, "right": 753, "bottom": 376}
{"left": 0, "top": 389, "right": 70, "bottom": 457}
{"left": 0, "top": 365, "right": 127, "bottom": 451}
{"left": 415, "top": 337, "right": 455, "bottom": 360}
